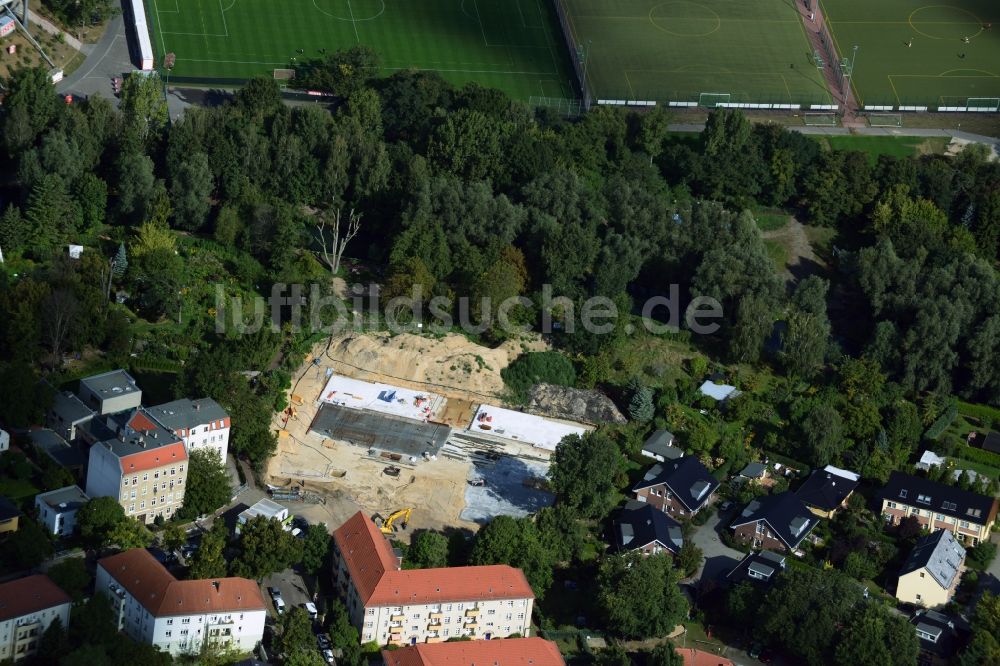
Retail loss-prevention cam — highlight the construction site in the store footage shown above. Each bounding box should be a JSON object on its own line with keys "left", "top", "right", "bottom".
{"left": 265, "top": 332, "right": 598, "bottom": 537}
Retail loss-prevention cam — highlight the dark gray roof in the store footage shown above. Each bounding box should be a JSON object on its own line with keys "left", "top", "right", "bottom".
{"left": 0, "top": 496, "right": 18, "bottom": 521}
{"left": 795, "top": 467, "right": 860, "bottom": 511}
{"left": 612, "top": 501, "right": 683, "bottom": 554}
{"left": 309, "top": 403, "right": 451, "bottom": 458}
{"left": 29, "top": 429, "right": 87, "bottom": 468}
{"left": 900, "top": 529, "right": 965, "bottom": 590}
{"left": 632, "top": 457, "right": 720, "bottom": 512}
{"left": 727, "top": 550, "right": 787, "bottom": 586}
{"left": 35, "top": 485, "right": 89, "bottom": 512}
{"left": 983, "top": 431, "right": 1000, "bottom": 455}
{"left": 79, "top": 369, "right": 140, "bottom": 399}
{"left": 730, "top": 492, "right": 817, "bottom": 551}
{"left": 93, "top": 408, "right": 183, "bottom": 458}
{"left": 641, "top": 430, "right": 682, "bottom": 459}
{"left": 50, "top": 392, "right": 95, "bottom": 425}
{"left": 148, "top": 398, "right": 229, "bottom": 432}
{"left": 911, "top": 610, "right": 967, "bottom": 658}
{"left": 884, "top": 471, "right": 997, "bottom": 524}
{"left": 740, "top": 462, "right": 768, "bottom": 479}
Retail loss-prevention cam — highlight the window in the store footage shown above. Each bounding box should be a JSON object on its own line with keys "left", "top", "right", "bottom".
{"left": 139, "top": 502, "right": 145, "bottom": 510}
{"left": 920, "top": 572, "right": 925, "bottom": 578}
{"left": 887, "top": 501, "right": 896, "bottom": 509}
{"left": 165, "top": 631, "right": 172, "bottom": 637}
{"left": 171, "top": 467, "right": 176, "bottom": 475}
{"left": 942, "top": 501, "right": 957, "bottom": 511}
{"left": 367, "top": 609, "right": 375, "bottom": 616}
{"left": 132, "top": 476, "right": 138, "bottom": 484}
{"left": 182, "top": 619, "right": 190, "bottom": 624}
{"left": 167, "top": 620, "right": 173, "bottom": 625}
{"left": 899, "top": 490, "right": 908, "bottom": 499}
{"left": 960, "top": 521, "right": 970, "bottom": 529}
{"left": 917, "top": 494, "right": 931, "bottom": 505}
{"left": 129, "top": 504, "right": 135, "bottom": 512}
{"left": 121, "top": 491, "right": 128, "bottom": 500}
{"left": 131, "top": 490, "right": 136, "bottom": 500}
{"left": 153, "top": 484, "right": 158, "bottom": 494}
{"left": 143, "top": 473, "right": 148, "bottom": 481}
{"left": 916, "top": 594, "right": 922, "bottom": 601}
{"left": 151, "top": 498, "right": 156, "bottom": 506}
{"left": 180, "top": 630, "right": 188, "bottom": 636}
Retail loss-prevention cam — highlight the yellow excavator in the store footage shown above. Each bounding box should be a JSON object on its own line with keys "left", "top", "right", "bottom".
{"left": 373, "top": 508, "right": 412, "bottom": 534}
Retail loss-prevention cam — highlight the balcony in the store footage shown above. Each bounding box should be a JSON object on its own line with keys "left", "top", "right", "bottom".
{"left": 429, "top": 612, "right": 443, "bottom": 620}
{"left": 391, "top": 614, "right": 405, "bottom": 622}
{"left": 427, "top": 623, "right": 442, "bottom": 631}
{"left": 465, "top": 608, "right": 480, "bottom": 617}
{"left": 465, "top": 621, "right": 479, "bottom": 629}
{"left": 426, "top": 636, "right": 444, "bottom": 643}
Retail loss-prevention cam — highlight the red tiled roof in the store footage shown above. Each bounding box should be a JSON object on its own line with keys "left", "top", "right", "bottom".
{"left": 676, "top": 648, "right": 735, "bottom": 666}
{"left": 99, "top": 549, "right": 265, "bottom": 616}
{"left": 119, "top": 441, "right": 187, "bottom": 474}
{"left": 382, "top": 638, "right": 565, "bottom": 666}
{"left": 128, "top": 411, "right": 160, "bottom": 433}
{"left": 0, "top": 575, "right": 72, "bottom": 622}
{"left": 333, "top": 512, "right": 535, "bottom": 607}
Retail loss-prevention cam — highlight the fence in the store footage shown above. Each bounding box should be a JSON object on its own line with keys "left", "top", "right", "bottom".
{"left": 549, "top": 0, "right": 591, "bottom": 110}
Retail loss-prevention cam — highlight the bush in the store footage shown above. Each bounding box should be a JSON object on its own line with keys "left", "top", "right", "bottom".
{"left": 957, "top": 401, "right": 1000, "bottom": 425}
{"left": 692, "top": 505, "right": 716, "bottom": 526}
{"left": 967, "top": 541, "right": 997, "bottom": 571}
{"left": 954, "top": 444, "right": 1000, "bottom": 468}
{"left": 501, "top": 351, "right": 576, "bottom": 403}
{"left": 924, "top": 402, "right": 958, "bottom": 441}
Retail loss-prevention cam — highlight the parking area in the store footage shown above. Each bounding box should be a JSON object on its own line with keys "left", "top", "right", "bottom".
{"left": 262, "top": 568, "right": 314, "bottom": 619}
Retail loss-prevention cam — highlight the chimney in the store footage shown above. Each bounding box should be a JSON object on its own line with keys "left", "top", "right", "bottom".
{"left": 212, "top": 581, "right": 220, "bottom": 592}
{"left": 195, "top": 403, "right": 201, "bottom": 412}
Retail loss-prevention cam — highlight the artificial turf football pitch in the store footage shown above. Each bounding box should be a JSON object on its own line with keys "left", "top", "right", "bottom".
{"left": 145, "top": 0, "right": 575, "bottom": 100}
{"left": 821, "top": 0, "right": 1000, "bottom": 108}
{"left": 557, "top": 0, "right": 832, "bottom": 106}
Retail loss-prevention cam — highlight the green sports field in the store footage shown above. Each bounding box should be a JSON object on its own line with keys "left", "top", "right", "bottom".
{"left": 145, "top": 0, "right": 575, "bottom": 100}
{"left": 557, "top": 0, "right": 831, "bottom": 105}
{"left": 822, "top": 0, "right": 1000, "bottom": 107}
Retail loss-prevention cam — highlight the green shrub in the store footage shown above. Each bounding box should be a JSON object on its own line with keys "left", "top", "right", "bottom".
{"left": 924, "top": 402, "right": 958, "bottom": 440}
{"left": 501, "top": 351, "right": 576, "bottom": 403}
{"left": 954, "top": 444, "right": 1000, "bottom": 468}
{"left": 957, "top": 401, "right": 1000, "bottom": 425}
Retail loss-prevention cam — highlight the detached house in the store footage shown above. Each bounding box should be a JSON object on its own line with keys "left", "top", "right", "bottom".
{"left": 730, "top": 492, "right": 817, "bottom": 554}
{"left": 610, "top": 501, "right": 683, "bottom": 556}
{"left": 34, "top": 485, "right": 89, "bottom": 537}
{"left": 795, "top": 465, "right": 860, "bottom": 518}
{"left": 911, "top": 610, "right": 969, "bottom": 666}
{"left": 881, "top": 471, "right": 998, "bottom": 546}
{"left": 896, "top": 530, "right": 966, "bottom": 608}
{"left": 333, "top": 512, "right": 534, "bottom": 647}
{"left": 726, "top": 551, "right": 787, "bottom": 588}
{"left": 85, "top": 408, "right": 188, "bottom": 524}
{"left": 640, "top": 430, "right": 683, "bottom": 462}
{"left": 632, "top": 457, "right": 719, "bottom": 518}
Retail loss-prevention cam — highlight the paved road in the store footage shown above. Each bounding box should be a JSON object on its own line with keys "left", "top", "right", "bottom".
{"left": 667, "top": 122, "right": 1000, "bottom": 147}
{"left": 56, "top": 14, "right": 130, "bottom": 103}
{"left": 690, "top": 506, "right": 745, "bottom": 583}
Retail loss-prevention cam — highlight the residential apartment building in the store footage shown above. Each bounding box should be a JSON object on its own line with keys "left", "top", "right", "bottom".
{"left": 85, "top": 409, "right": 188, "bottom": 524}
{"left": 632, "top": 457, "right": 720, "bottom": 518}
{"left": 382, "top": 637, "right": 565, "bottom": 666}
{"left": 896, "top": 529, "right": 966, "bottom": 608}
{"left": 730, "top": 492, "right": 817, "bottom": 554}
{"left": 332, "top": 512, "right": 534, "bottom": 647}
{"left": 880, "top": 471, "right": 999, "bottom": 546}
{"left": 34, "top": 485, "right": 89, "bottom": 537}
{"left": 77, "top": 369, "right": 142, "bottom": 416}
{"left": 97, "top": 549, "right": 266, "bottom": 657}
{"left": 47, "top": 391, "right": 95, "bottom": 441}
{"left": 0, "top": 575, "right": 72, "bottom": 663}
{"left": 148, "top": 398, "right": 231, "bottom": 462}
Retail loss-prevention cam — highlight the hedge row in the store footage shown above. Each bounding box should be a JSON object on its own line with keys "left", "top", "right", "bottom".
{"left": 957, "top": 401, "right": 1000, "bottom": 425}
{"left": 924, "top": 402, "right": 958, "bottom": 441}
{"left": 954, "top": 443, "right": 1000, "bottom": 469}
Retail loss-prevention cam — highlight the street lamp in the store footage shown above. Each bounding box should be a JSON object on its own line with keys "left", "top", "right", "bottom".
{"left": 845, "top": 44, "right": 858, "bottom": 98}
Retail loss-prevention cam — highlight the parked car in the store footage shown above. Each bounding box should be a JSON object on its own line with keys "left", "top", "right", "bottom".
{"left": 316, "top": 633, "right": 331, "bottom": 650}
{"left": 719, "top": 500, "right": 733, "bottom": 512}
{"left": 321, "top": 649, "right": 335, "bottom": 664}
{"left": 267, "top": 587, "right": 279, "bottom": 598}
{"left": 273, "top": 597, "right": 286, "bottom": 614}
{"left": 302, "top": 602, "right": 318, "bottom": 620}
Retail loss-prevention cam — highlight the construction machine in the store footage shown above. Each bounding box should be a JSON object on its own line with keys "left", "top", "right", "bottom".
{"left": 373, "top": 508, "right": 412, "bottom": 534}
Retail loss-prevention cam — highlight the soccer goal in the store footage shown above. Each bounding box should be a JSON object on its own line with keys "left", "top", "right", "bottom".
{"left": 699, "top": 92, "right": 731, "bottom": 108}
{"left": 803, "top": 112, "right": 838, "bottom": 126}
{"left": 273, "top": 68, "right": 295, "bottom": 81}
{"left": 966, "top": 97, "right": 1000, "bottom": 112}
{"left": 868, "top": 113, "right": 903, "bottom": 128}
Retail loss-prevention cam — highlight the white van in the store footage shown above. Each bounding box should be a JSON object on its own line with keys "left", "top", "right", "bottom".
{"left": 303, "top": 602, "right": 318, "bottom": 620}
{"left": 273, "top": 597, "right": 286, "bottom": 614}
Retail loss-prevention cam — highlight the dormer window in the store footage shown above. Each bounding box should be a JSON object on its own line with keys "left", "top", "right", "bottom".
{"left": 899, "top": 490, "right": 908, "bottom": 499}
{"left": 917, "top": 494, "right": 931, "bottom": 505}
{"left": 942, "top": 501, "right": 957, "bottom": 511}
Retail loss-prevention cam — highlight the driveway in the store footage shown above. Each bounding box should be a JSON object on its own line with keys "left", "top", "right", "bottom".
{"left": 690, "top": 506, "right": 745, "bottom": 583}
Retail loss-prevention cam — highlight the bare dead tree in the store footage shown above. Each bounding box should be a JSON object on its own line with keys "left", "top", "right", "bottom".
{"left": 42, "top": 288, "right": 80, "bottom": 363}
{"left": 315, "top": 207, "right": 361, "bottom": 275}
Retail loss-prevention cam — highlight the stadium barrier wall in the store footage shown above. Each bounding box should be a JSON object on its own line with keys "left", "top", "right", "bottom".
{"left": 549, "top": 0, "right": 591, "bottom": 110}
{"left": 127, "top": 0, "right": 154, "bottom": 70}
